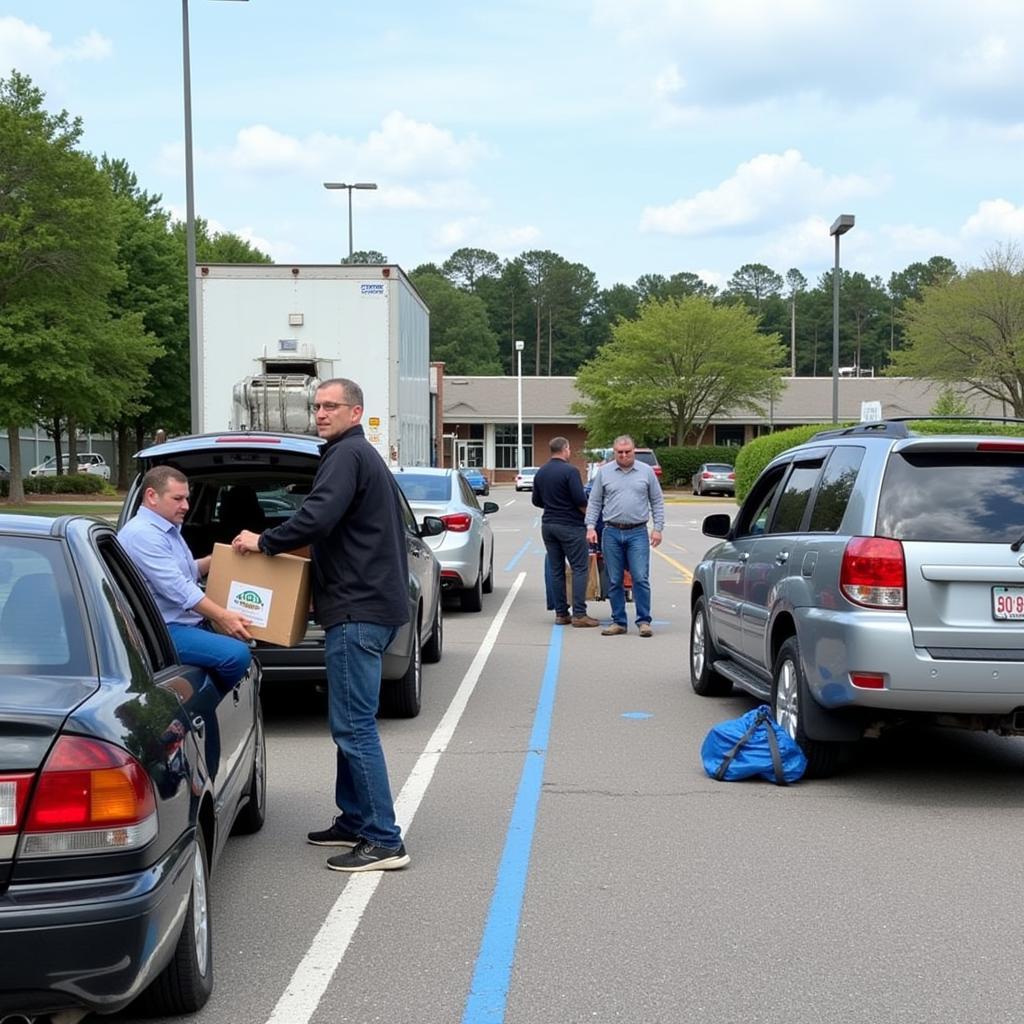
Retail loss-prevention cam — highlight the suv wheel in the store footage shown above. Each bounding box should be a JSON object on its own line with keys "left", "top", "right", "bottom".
{"left": 690, "top": 597, "right": 731, "bottom": 696}
{"left": 772, "top": 636, "right": 841, "bottom": 778}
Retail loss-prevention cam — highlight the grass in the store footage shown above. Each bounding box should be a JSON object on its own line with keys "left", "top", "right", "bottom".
{"left": 0, "top": 501, "right": 122, "bottom": 519}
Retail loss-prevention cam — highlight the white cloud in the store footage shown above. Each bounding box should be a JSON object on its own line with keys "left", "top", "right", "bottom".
{"left": 375, "top": 181, "right": 488, "bottom": 213}
{"left": 433, "top": 219, "right": 540, "bottom": 255}
{"left": 0, "top": 16, "right": 110, "bottom": 78}
{"left": 961, "top": 198, "right": 1024, "bottom": 238}
{"left": 653, "top": 62, "right": 684, "bottom": 99}
{"left": 361, "top": 111, "right": 490, "bottom": 176}
{"left": 640, "top": 150, "right": 880, "bottom": 236}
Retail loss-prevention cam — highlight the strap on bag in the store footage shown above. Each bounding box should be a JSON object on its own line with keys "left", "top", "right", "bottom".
{"left": 714, "top": 708, "right": 789, "bottom": 785}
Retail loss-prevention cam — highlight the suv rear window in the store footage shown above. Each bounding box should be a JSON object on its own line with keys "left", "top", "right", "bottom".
{"left": 877, "top": 450, "right": 1024, "bottom": 542}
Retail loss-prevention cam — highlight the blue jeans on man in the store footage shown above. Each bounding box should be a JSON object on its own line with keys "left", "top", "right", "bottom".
{"left": 602, "top": 525, "right": 652, "bottom": 628}
{"left": 541, "top": 521, "right": 590, "bottom": 618}
{"left": 324, "top": 621, "right": 402, "bottom": 849}
{"left": 167, "top": 622, "right": 252, "bottom": 694}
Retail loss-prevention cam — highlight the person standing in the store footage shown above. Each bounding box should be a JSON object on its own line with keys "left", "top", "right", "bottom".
{"left": 532, "top": 437, "right": 599, "bottom": 627}
{"left": 585, "top": 435, "right": 665, "bottom": 637}
{"left": 232, "top": 377, "right": 411, "bottom": 872}
{"left": 118, "top": 466, "right": 253, "bottom": 691}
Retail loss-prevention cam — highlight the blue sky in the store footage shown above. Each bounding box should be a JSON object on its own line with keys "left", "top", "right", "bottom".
{"left": 4, "top": 1, "right": 1024, "bottom": 291}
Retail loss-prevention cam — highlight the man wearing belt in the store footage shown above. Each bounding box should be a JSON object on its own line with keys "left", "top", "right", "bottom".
{"left": 585, "top": 435, "right": 665, "bottom": 636}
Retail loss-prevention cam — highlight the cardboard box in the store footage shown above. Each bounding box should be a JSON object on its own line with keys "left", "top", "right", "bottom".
{"left": 204, "top": 543, "right": 311, "bottom": 647}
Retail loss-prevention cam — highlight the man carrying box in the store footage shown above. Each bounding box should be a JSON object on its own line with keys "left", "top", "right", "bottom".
{"left": 232, "top": 377, "right": 411, "bottom": 874}
{"left": 118, "top": 466, "right": 253, "bottom": 691}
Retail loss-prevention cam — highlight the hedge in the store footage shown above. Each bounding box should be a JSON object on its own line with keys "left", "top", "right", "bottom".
{"left": 653, "top": 445, "right": 738, "bottom": 488}
{"left": 2, "top": 474, "right": 113, "bottom": 497}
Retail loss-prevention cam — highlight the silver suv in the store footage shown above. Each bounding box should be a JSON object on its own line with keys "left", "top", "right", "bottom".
{"left": 689, "top": 419, "right": 1024, "bottom": 775}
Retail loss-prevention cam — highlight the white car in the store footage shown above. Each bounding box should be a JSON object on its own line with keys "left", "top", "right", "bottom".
{"left": 29, "top": 453, "right": 111, "bottom": 480}
{"left": 514, "top": 466, "right": 538, "bottom": 491}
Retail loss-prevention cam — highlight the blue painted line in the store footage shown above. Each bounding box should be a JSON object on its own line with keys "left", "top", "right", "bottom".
{"left": 503, "top": 540, "right": 532, "bottom": 572}
{"left": 461, "top": 625, "right": 564, "bottom": 1024}
{"left": 621, "top": 711, "right": 652, "bottom": 720}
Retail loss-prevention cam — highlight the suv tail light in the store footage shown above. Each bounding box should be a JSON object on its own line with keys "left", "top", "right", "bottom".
{"left": 19, "top": 736, "right": 157, "bottom": 857}
{"left": 840, "top": 537, "right": 906, "bottom": 609}
{"left": 440, "top": 513, "right": 472, "bottom": 532}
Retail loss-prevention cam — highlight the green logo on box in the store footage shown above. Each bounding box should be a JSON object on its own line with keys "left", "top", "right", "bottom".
{"left": 236, "top": 590, "right": 264, "bottom": 612}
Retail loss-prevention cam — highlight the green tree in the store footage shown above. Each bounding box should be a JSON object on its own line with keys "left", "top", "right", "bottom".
{"left": 887, "top": 256, "right": 959, "bottom": 354}
{"left": 890, "top": 246, "right": 1024, "bottom": 415}
{"left": 573, "top": 296, "right": 785, "bottom": 444}
{"left": 785, "top": 269, "right": 807, "bottom": 375}
{"left": 343, "top": 249, "right": 387, "bottom": 264}
{"left": 442, "top": 247, "right": 501, "bottom": 292}
{"left": 724, "top": 263, "right": 784, "bottom": 312}
{"left": 408, "top": 269, "right": 503, "bottom": 374}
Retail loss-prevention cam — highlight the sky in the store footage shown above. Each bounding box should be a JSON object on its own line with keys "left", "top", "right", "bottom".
{"left": 4, "top": 1, "right": 1024, "bottom": 293}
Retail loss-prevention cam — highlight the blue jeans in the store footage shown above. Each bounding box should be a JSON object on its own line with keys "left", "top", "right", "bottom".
{"left": 541, "top": 521, "right": 590, "bottom": 617}
{"left": 325, "top": 621, "right": 402, "bottom": 848}
{"left": 167, "top": 623, "right": 252, "bottom": 693}
{"left": 601, "top": 526, "right": 652, "bottom": 628}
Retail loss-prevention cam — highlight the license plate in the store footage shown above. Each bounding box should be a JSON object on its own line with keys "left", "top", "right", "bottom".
{"left": 993, "top": 586, "right": 1024, "bottom": 620}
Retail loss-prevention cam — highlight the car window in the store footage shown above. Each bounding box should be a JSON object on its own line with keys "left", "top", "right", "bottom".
{"left": 768, "top": 459, "right": 826, "bottom": 534}
{"left": 807, "top": 446, "right": 865, "bottom": 533}
{"left": 706, "top": 464, "right": 733, "bottom": 473}
{"left": 458, "top": 475, "right": 480, "bottom": 509}
{"left": 394, "top": 473, "right": 451, "bottom": 502}
{"left": 877, "top": 449, "right": 1024, "bottom": 542}
{"left": 734, "top": 465, "right": 788, "bottom": 538}
{"left": 0, "top": 538, "right": 89, "bottom": 674}
{"left": 635, "top": 451, "right": 658, "bottom": 466}
{"left": 393, "top": 487, "right": 420, "bottom": 536}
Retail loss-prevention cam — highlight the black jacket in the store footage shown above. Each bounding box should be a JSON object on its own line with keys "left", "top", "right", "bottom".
{"left": 532, "top": 457, "right": 587, "bottom": 526}
{"left": 258, "top": 425, "right": 410, "bottom": 628}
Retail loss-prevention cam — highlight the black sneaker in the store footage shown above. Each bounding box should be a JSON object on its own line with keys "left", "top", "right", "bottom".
{"left": 306, "top": 822, "right": 360, "bottom": 847}
{"left": 326, "top": 839, "right": 410, "bottom": 872}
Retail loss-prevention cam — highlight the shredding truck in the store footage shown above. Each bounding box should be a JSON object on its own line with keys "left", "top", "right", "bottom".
{"left": 195, "top": 263, "right": 431, "bottom": 466}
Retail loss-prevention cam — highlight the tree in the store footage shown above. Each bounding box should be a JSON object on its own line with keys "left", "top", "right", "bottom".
{"left": 442, "top": 247, "right": 501, "bottom": 292}
{"left": 344, "top": 250, "right": 387, "bottom": 264}
{"left": 573, "top": 296, "right": 785, "bottom": 445}
{"left": 887, "top": 256, "right": 959, "bottom": 354}
{"left": 408, "top": 269, "right": 503, "bottom": 374}
{"left": 724, "top": 263, "right": 784, "bottom": 312}
{"left": 890, "top": 246, "right": 1024, "bottom": 415}
{"left": 785, "top": 269, "right": 807, "bottom": 375}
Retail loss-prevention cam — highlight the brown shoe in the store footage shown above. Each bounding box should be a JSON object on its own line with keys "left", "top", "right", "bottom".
{"left": 554, "top": 614, "right": 572, "bottom": 625}
{"left": 638, "top": 623, "right": 654, "bottom": 637}
{"left": 601, "top": 623, "right": 627, "bottom": 636}
{"left": 571, "top": 615, "right": 600, "bottom": 628}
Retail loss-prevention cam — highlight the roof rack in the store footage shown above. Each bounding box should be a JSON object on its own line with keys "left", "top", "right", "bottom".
{"left": 810, "top": 414, "right": 1024, "bottom": 442}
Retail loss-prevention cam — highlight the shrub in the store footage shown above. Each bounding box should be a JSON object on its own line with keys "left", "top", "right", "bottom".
{"left": 654, "top": 446, "right": 739, "bottom": 488}
{"left": 733, "top": 425, "right": 833, "bottom": 502}
{"left": 17, "top": 474, "right": 111, "bottom": 496}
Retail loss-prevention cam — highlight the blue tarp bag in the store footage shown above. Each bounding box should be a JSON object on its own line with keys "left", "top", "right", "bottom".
{"left": 701, "top": 705, "right": 807, "bottom": 785}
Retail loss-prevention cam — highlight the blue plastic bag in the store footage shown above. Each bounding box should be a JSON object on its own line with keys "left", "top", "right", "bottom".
{"left": 701, "top": 705, "right": 807, "bottom": 784}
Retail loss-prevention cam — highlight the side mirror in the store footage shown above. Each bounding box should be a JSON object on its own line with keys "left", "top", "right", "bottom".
{"left": 702, "top": 513, "right": 732, "bottom": 538}
{"left": 482, "top": 501, "right": 499, "bottom": 515}
{"left": 420, "top": 515, "right": 447, "bottom": 537}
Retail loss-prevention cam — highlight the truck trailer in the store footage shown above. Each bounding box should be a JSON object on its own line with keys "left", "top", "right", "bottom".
{"left": 195, "top": 263, "right": 431, "bottom": 466}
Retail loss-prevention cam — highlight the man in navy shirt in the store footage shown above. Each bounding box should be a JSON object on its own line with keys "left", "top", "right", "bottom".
{"left": 532, "top": 437, "right": 599, "bottom": 627}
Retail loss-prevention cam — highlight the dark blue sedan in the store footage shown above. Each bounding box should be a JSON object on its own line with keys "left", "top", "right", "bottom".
{"left": 459, "top": 466, "right": 489, "bottom": 496}
{"left": 0, "top": 514, "right": 265, "bottom": 1019}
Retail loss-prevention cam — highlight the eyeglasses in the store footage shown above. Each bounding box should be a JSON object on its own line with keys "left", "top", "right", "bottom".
{"left": 614, "top": 449, "right": 634, "bottom": 455}
{"left": 312, "top": 402, "right": 352, "bottom": 412}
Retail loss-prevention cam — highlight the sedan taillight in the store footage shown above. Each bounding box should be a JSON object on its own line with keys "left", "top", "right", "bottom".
{"left": 20, "top": 736, "right": 157, "bottom": 857}
{"left": 0, "top": 775, "right": 34, "bottom": 832}
{"left": 840, "top": 537, "right": 906, "bottom": 609}
{"left": 440, "top": 513, "right": 472, "bottom": 532}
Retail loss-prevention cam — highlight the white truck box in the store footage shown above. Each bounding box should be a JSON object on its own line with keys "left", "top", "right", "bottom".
{"left": 195, "top": 263, "right": 431, "bottom": 466}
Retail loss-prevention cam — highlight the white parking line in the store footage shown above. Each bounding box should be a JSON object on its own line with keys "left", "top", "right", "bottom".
{"left": 264, "top": 573, "right": 526, "bottom": 1024}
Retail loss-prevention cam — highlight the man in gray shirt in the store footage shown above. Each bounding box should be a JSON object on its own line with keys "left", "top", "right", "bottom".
{"left": 585, "top": 435, "right": 665, "bottom": 636}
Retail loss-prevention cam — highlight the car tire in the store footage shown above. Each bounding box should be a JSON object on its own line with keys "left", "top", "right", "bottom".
{"left": 423, "top": 596, "right": 443, "bottom": 663}
{"left": 460, "top": 555, "right": 484, "bottom": 612}
{"left": 772, "top": 636, "right": 842, "bottom": 778}
{"left": 139, "top": 838, "right": 213, "bottom": 1015}
{"left": 379, "top": 624, "right": 422, "bottom": 718}
{"left": 689, "top": 596, "right": 732, "bottom": 696}
{"left": 232, "top": 700, "right": 267, "bottom": 835}
{"left": 482, "top": 546, "right": 494, "bottom": 594}
{"left": 694, "top": 483, "right": 702, "bottom": 496}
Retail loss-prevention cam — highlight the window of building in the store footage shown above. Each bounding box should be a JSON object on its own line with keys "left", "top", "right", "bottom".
{"left": 714, "top": 425, "right": 746, "bottom": 447}
{"left": 495, "top": 423, "right": 533, "bottom": 469}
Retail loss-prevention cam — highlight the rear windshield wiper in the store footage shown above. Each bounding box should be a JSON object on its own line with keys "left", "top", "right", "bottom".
{"left": 1011, "top": 533, "right": 1024, "bottom": 552}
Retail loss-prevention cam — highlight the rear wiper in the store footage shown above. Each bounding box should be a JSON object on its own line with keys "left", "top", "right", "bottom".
{"left": 1011, "top": 533, "right": 1024, "bottom": 552}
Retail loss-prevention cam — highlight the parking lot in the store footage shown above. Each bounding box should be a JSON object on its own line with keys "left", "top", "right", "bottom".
{"left": 114, "top": 487, "right": 1024, "bottom": 1024}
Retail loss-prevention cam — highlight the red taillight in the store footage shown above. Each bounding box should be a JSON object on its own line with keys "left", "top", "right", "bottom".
{"left": 978, "top": 441, "right": 1024, "bottom": 452}
{"left": 840, "top": 537, "right": 906, "bottom": 609}
{"left": 654, "top": 466, "right": 662, "bottom": 476}
{"left": 25, "top": 736, "right": 156, "bottom": 832}
{"left": 728, "top": 472, "right": 735, "bottom": 480}
{"left": 440, "top": 513, "right": 472, "bottom": 532}
{"left": 702, "top": 471, "right": 713, "bottom": 479}
{"left": 850, "top": 673, "right": 886, "bottom": 689}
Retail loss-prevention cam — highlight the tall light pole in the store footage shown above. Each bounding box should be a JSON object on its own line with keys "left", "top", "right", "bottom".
{"left": 830, "top": 214, "right": 855, "bottom": 423}
{"left": 323, "top": 182, "right": 378, "bottom": 259}
{"left": 515, "top": 340, "right": 525, "bottom": 471}
{"left": 182, "top": 0, "right": 247, "bottom": 434}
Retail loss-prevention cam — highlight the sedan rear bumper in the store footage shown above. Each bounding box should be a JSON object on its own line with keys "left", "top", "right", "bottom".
{"left": 0, "top": 831, "right": 195, "bottom": 1017}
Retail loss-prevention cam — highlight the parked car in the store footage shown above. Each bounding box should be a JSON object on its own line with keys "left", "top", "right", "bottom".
{"left": 459, "top": 466, "right": 490, "bottom": 496}
{"left": 689, "top": 419, "right": 1024, "bottom": 776}
{"left": 0, "top": 463, "right": 8, "bottom": 482}
{"left": 119, "top": 432, "right": 445, "bottom": 718}
{"left": 28, "top": 452, "right": 111, "bottom": 480}
{"left": 633, "top": 447, "right": 662, "bottom": 478}
{"left": 691, "top": 462, "right": 736, "bottom": 496}
{"left": 0, "top": 513, "right": 264, "bottom": 1019}
{"left": 392, "top": 467, "right": 498, "bottom": 612}
{"left": 514, "top": 466, "right": 538, "bottom": 491}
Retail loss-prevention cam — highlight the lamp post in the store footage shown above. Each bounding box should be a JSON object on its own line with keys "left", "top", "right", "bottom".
{"left": 515, "top": 340, "right": 525, "bottom": 472}
{"left": 182, "top": 0, "right": 248, "bottom": 434}
{"left": 323, "top": 182, "right": 378, "bottom": 259}
{"left": 830, "top": 214, "right": 855, "bottom": 423}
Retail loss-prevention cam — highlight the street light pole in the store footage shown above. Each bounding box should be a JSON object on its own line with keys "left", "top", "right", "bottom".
{"left": 515, "top": 339, "right": 525, "bottom": 472}
{"left": 829, "top": 214, "right": 855, "bottom": 423}
{"left": 323, "top": 182, "right": 378, "bottom": 259}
